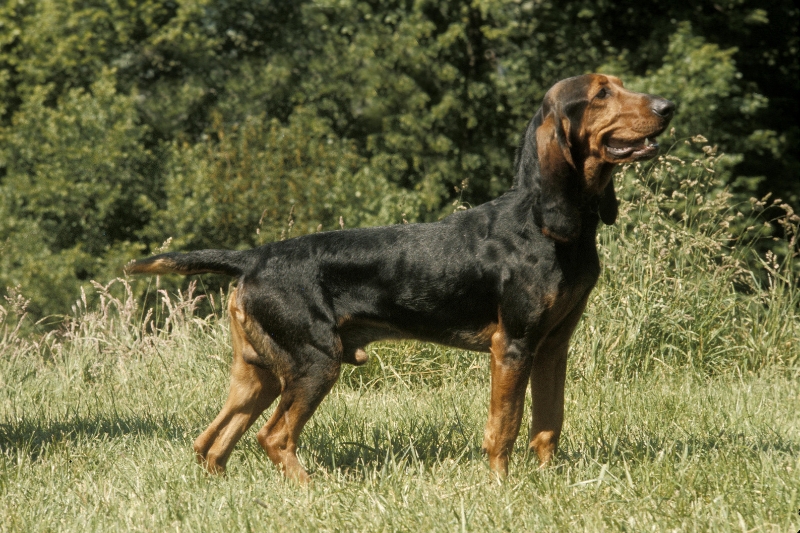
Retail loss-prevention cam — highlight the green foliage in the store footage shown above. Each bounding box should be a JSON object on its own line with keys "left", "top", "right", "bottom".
{"left": 148, "top": 109, "right": 416, "bottom": 251}
{"left": 0, "top": 0, "right": 797, "bottom": 319}
{"left": 0, "top": 69, "right": 153, "bottom": 317}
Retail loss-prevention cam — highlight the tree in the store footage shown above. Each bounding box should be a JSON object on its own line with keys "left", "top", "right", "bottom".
{"left": 0, "top": 0, "right": 796, "bottom": 320}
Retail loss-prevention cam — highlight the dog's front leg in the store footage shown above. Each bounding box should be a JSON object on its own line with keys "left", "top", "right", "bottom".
{"left": 529, "top": 295, "right": 589, "bottom": 465}
{"left": 482, "top": 327, "right": 533, "bottom": 478}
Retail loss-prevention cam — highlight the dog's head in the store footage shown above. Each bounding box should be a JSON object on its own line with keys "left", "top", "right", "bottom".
{"left": 519, "top": 74, "right": 675, "bottom": 243}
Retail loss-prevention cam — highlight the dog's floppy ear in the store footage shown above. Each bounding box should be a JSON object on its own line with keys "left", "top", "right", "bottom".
{"left": 598, "top": 176, "right": 618, "bottom": 225}
{"left": 534, "top": 101, "right": 582, "bottom": 243}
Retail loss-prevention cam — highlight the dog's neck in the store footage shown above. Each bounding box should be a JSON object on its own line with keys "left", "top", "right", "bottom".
{"left": 507, "top": 112, "right": 617, "bottom": 242}
{"left": 580, "top": 155, "right": 617, "bottom": 196}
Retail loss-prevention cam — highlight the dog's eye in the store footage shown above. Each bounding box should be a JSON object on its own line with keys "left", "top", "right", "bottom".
{"left": 595, "top": 88, "right": 609, "bottom": 99}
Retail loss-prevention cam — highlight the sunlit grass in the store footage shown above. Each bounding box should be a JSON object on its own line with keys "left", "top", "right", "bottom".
{"left": 1, "top": 154, "right": 798, "bottom": 531}
{"left": 1, "top": 341, "right": 797, "bottom": 531}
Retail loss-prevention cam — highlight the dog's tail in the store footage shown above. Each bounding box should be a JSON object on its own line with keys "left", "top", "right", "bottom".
{"left": 125, "top": 249, "right": 256, "bottom": 278}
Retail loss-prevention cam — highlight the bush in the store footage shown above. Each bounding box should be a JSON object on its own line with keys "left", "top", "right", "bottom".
{"left": 0, "top": 70, "right": 154, "bottom": 318}
{"left": 144, "top": 109, "right": 416, "bottom": 252}
{"left": 1, "top": 1, "right": 796, "bottom": 321}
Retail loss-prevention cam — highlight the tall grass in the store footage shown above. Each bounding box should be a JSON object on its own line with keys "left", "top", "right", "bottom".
{"left": 580, "top": 144, "right": 799, "bottom": 376}
{"left": 1, "top": 153, "right": 798, "bottom": 532}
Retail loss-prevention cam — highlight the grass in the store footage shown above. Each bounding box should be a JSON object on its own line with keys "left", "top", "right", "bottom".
{"left": 1, "top": 340, "right": 797, "bottom": 531}
{"left": 1, "top": 154, "right": 799, "bottom": 532}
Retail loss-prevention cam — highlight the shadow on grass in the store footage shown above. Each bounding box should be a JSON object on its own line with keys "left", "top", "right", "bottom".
{"left": 293, "top": 423, "right": 800, "bottom": 479}
{"left": 5, "top": 411, "right": 796, "bottom": 477}
{"left": 228, "top": 415, "right": 486, "bottom": 480}
{"left": 0, "top": 412, "right": 188, "bottom": 461}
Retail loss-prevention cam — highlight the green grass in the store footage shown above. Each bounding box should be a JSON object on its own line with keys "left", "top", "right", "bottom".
{"left": 1, "top": 157, "right": 799, "bottom": 531}
{"left": 0, "top": 337, "right": 798, "bottom": 532}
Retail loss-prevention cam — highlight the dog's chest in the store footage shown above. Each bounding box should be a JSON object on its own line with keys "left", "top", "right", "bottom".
{"left": 499, "top": 238, "right": 600, "bottom": 328}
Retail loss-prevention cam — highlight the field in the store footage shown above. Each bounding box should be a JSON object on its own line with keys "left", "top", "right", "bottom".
{"left": 1, "top": 163, "right": 799, "bottom": 532}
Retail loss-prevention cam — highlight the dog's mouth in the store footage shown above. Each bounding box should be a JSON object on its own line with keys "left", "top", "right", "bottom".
{"left": 604, "top": 134, "right": 662, "bottom": 160}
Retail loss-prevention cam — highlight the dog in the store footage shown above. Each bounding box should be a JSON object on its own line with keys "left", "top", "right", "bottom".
{"left": 127, "top": 74, "right": 674, "bottom": 482}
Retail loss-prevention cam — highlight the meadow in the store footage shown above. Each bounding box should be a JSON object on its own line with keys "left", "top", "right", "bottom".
{"left": 1, "top": 157, "right": 798, "bottom": 532}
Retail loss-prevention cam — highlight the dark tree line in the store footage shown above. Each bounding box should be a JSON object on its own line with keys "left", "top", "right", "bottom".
{"left": 0, "top": 0, "right": 797, "bottom": 319}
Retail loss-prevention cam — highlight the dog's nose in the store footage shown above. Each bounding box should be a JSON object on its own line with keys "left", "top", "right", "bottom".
{"left": 651, "top": 98, "right": 675, "bottom": 118}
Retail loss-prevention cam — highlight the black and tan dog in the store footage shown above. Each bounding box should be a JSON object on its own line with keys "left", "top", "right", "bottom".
{"left": 127, "top": 74, "right": 674, "bottom": 482}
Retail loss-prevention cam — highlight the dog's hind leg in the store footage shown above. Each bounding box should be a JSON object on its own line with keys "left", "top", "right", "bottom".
{"left": 193, "top": 290, "right": 281, "bottom": 474}
{"left": 256, "top": 350, "right": 341, "bottom": 483}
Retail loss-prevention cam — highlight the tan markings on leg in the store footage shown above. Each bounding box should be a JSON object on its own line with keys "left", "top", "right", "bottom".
{"left": 529, "top": 342, "right": 567, "bottom": 466}
{"left": 193, "top": 288, "right": 281, "bottom": 474}
{"left": 530, "top": 430, "right": 558, "bottom": 465}
{"left": 256, "top": 363, "right": 340, "bottom": 484}
{"left": 481, "top": 319, "right": 532, "bottom": 478}
{"left": 529, "top": 294, "right": 590, "bottom": 466}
